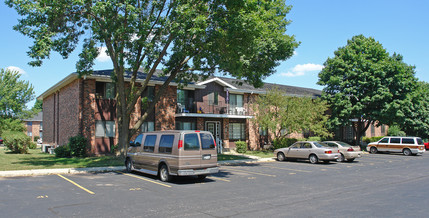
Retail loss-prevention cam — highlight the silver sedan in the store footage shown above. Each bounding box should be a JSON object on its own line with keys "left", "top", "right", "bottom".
{"left": 274, "top": 141, "right": 339, "bottom": 164}
{"left": 323, "top": 141, "right": 362, "bottom": 162}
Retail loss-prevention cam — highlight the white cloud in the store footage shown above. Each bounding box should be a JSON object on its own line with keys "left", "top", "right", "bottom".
{"left": 293, "top": 51, "right": 298, "bottom": 56}
{"left": 6, "top": 66, "right": 27, "bottom": 75}
{"left": 96, "top": 47, "right": 110, "bottom": 62}
{"left": 281, "top": 63, "right": 324, "bottom": 77}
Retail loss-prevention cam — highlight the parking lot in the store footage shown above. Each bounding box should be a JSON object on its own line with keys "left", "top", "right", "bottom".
{"left": 1, "top": 153, "right": 429, "bottom": 217}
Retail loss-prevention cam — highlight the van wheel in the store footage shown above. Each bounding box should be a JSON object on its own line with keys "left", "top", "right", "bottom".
{"left": 277, "top": 152, "right": 286, "bottom": 161}
{"left": 309, "top": 154, "right": 319, "bottom": 164}
{"left": 159, "top": 164, "right": 171, "bottom": 182}
{"left": 403, "top": 148, "right": 412, "bottom": 156}
{"left": 370, "top": 147, "right": 378, "bottom": 154}
{"left": 125, "top": 158, "right": 134, "bottom": 173}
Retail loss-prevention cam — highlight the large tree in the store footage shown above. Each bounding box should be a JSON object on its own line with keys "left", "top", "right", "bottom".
{"left": 318, "top": 35, "right": 417, "bottom": 144}
{"left": 252, "top": 87, "right": 331, "bottom": 143}
{"left": 402, "top": 81, "right": 429, "bottom": 138}
{"left": 0, "top": 68, "right": 35, "bottom": 118}
{"left": 7, "top": 0, "right": 299, "bottom": 155}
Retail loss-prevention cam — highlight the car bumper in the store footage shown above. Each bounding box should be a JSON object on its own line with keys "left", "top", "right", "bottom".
{"left": 411, "top": 149, "right": 425, "bottom": 155}
{"left": 344, "top": 151, "right": 362, "bottom": 159}
{"left": 177, "top": 167, "right": 219, "bottom": 176}
{"left": 318, "top": 153, "right": 339, "bottom": 160}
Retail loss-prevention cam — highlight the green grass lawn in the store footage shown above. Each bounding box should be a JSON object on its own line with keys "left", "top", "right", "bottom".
{"left": 0, "top": 146, "right": 124, "bottom": 171}
{"left": 217, "top": 154, "right": 251, "bottom": 161}
{"left": 243, "top": 150, "right": 275, "bottom": 158}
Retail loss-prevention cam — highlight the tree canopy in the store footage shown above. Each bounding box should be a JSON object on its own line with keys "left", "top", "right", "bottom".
{"left": 402, "top": 81, "right": 429, "bottom": 138}
{"left": 7, "top": 0, "right": 299, "bottom": 155}
{"left": 0, "top": 68, "right": 35, "bottom": 118}
{"left": 318, "top": 35, "right": 417, "bottom": 143}
{"left": 252, "top": 87, "right": 331, "bottom": 143}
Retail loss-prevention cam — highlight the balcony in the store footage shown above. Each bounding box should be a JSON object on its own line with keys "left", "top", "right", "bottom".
{"left": 176, "top": 100, "right": 252, "bottom": 118}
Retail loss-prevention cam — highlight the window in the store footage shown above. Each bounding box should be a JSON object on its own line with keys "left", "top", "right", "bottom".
{"left": 208, "top": 92, "right": 218, "bottom": 105}
{"left": 230, "top": 94, "right": 243, "bottom": 107}
{"left": 141, "top": 122, "right": 154, "bottom": 132}
{"left": 402, "top": 138, "right": 414, "bottom": 144}
{"left": 371, "top": 124, "right": 375, "bottom": 137}
{"left": 40, "top": 122, "right": 43, "bottom": 130}
{"left": 176, "top": 121, "right": 196, "bottom": 130}
{"left": 201, "top": 133, "right": 215, "bottom": 150}
{"left": 259, "top": 128, "right": 267, "bottom": 136}
{"left": 27, "top": 131, "right": 32, "bottom": 137}
{"left": 142, "top": 86, "right": 155, "bottom": 102}
{"left": 96, "top": 82, "right": 116, "bottom": 99}
{"left": 381, "top": 124, "right": 386, "bottom": 134}
{"left": 229, "top": 123, "right": 245, "bottom": 140}
{"left": 159, "top": 135, "right": 174, "bottom": 153}
{"left": 380, "top": 138, "right": 389, "bottom": 143}
{"left": 184, "top": 133, "right": 200, "bottom": 150}
{"left": 390, "top": 138, "right": 400, "bottom": 144}
{"left": 177, "top": 89, "right": 194, "bottom": 110}
{"left": 95, "top": 120, "right": 116, "bottom": 137}
{"left": 27, "top": 121, "right": 32, "bottom": 126}
{"left": 143, "top": 135, "right": 157, "bottom": 152}
{"left": 134, "top": 134, "right": 143, "bottom": 147}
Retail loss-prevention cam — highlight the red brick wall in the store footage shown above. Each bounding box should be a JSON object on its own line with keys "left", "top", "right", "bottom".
{"left": 155, "top": 85, "right": 176, "bottom": 130}
{"left": 43, "top": 94, "right": 55, "bottom": 145}
{"left": 58, "top": 79, "right": 81, "bottom": 146}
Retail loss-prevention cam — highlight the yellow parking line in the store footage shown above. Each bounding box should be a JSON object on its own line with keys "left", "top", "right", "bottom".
{"left": 116, "top": 171, "right": 171, "bottom": 188}
{"left": 210, "top": 177, "right": 231, "bottom": 182}
{"left": 57, "top": 174, "right": 95, "bottom": 195}
{"left": 261, "top": 165, "right": 312, "bottom": 173}
{"left": 222, "top": 168, "right": 276, "bottom": 177}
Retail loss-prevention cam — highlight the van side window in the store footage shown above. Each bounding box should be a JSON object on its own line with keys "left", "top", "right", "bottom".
{"left": 134, "top": 134, "right": 143, "bottom": 147}
{"left": 159, "top": 135, "right": 174, "bottom": 153}
{"left": 390, "top": 138, "right": 400, "bottom": 144}
{"left": 379, "top": 138, "right": 389, "bottom": 143}
{"left": 184, "top": 133, "right": 200, "bottom": 150}
{"left": 201, "top": 133, "right": 215, "bottom": 150}
{"left": 143, "top": 135, "right": 157, "bottom": 152}
{"left": 402, "top": 138, "right": 414, "bottom": 144}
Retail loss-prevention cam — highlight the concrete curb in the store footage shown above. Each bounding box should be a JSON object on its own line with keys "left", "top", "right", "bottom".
{"left": 0, "top": 156, "right": 276, "bottom": 177}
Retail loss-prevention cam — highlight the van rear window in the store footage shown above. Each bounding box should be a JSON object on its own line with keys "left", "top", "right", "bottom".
{"left": 159, "top": 135, "right": 174, "bottom": 153}
{"left": 201, "top": 133, "right": 215, "bottom": 150}
{"left": 143, "top": 135, "right": 157, "bottom": 152}
{"left": 184, "top": 134, "right": 200, "bottom": 150}
{"left": 402, "top": 138, "right": 414, "bottom": 144}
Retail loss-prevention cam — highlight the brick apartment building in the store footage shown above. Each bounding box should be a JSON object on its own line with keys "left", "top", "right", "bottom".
{"left": 38, "top": 70, "right": 387, "bottom": 154}
{"left": 22, "top": 111, "right": 43, "bottom": 142}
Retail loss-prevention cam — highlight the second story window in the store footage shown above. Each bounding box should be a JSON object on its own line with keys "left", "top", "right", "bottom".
{"left": 208, "top": 92, "right": 218, "bottom": 105}
{"left": 96, "top": 82, "right": 116, "bottom": 99}
{"left": 142, "top": 86, "right": 155, "bottom": 102}
{"left": 230, "top": 94, "right": 243, "bottom": 107}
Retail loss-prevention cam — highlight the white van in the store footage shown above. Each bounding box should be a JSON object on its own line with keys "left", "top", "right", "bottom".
{"left": 367, "top": 136, "right": 425, "bottom": 156}
{"left": 125, "top": 130, "right": 219, "bottom": 182}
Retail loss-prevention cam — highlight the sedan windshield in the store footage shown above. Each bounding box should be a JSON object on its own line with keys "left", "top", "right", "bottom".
{"left": 313, "top": 142, "right": 327, "bottom": 148}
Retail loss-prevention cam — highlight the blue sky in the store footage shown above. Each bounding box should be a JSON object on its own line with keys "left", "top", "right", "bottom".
{"left": 1, "top": 0, "right": 428, "bottom": 108}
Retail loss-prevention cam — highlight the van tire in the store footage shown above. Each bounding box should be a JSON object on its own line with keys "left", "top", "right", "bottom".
{"left": 125, "top": 158, "right": 134, "bottom": 173}
{"left": 159, "top": 164, "right": 171, "bottom": 182}
{"left": 403, "top": 148, "right": 412, "bottom": 156}
{"left": 277, "top": 152, "right": 286, "bottom": 161}
{"left": 370, "top": 147, "right": 378, "bottom": 154}
{"left": 309, "top": 154, "right": 319, "bottom": 164}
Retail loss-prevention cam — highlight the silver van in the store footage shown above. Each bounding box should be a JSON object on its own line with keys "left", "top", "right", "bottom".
{"left": 125, "top": 130, "right": 219, "bottom": 182}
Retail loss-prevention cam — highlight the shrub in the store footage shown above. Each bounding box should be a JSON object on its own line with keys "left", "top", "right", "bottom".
{"left": 388, "top": 125, "right": 406, "bottom": 136}
{"left": 29, "top": 142, "right": 37, "bottom": 149}
{"left": 2, "top": 131, "right": 31, "bottom": 154}
{"left": 235, "top": 141, "right": 247, "bottom": 153}
{"left": 55, "top": 145, "right": 71, "bottom": 158}
{"left": 307, "top": 136, "right": 322, "bottom": 141}
{"left": 34, "top": 136, "right": 40, "bottom": 142}
{"left": 362, "top": 136, "right": 384, "bottom": 144}
{"left": 68, "top": 135, "right": 88, "bottom": 157}
{"left": 273, "top": 138, "right": 298, "bottom": 150}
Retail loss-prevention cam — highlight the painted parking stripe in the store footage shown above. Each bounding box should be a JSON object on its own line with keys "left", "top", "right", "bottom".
{"left": 282, "top": 162, "right": 341, "bottom": 169}
{"left": 115, "top": 171, "right": 172, "bottom": 188}
{"left": 222, "top": 168, "right": 276, "bottom": 177}
{"left": 209, "top": 177, "right": 231, "bottom": 182}
{"left": 261, "top": 165, "right": 312, "bottom": 173}
{"left": 57, "top": 174, "right": 95, "bottom": 195}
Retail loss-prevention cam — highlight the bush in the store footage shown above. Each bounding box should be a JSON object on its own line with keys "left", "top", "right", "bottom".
{"left": 34, "top": 136, "right": 40, "bottom": 142}
{"left": 68, "top": 135, "right": 88, "bottom": 157}
{"left": 273, "top": 138, "right": 298, "bottom": 150}
{"left": 2, "top": 131, "right": 31, "bottom": 154}
{"left": 362, "top": 136, "right": 384, "bottom": 144}
{"left": 388, "top": 125, "right": 406, "bottom": 136}
{"left": 55, "top": 145, "right": 71, "bottom": 158}
{"left": 235, "top": 141, "right": 247, "bottom": 153}
{"left": 29, "top": 142, "right": 37, "bottom": 149}
{"left": 307, "top": 136, "right": 322, "bottom": 141}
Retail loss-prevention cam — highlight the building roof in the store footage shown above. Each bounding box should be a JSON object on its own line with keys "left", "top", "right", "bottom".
{"left": 38, "top": 69, "right": 322, "bottom": 100}
{"left": 22, "top": 111, "right": 43, "bottom": 122}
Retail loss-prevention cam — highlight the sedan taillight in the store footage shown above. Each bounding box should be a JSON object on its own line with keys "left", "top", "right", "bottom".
{"left": 325, "top": 150, "right": 332, "bottom": 154}
{"left": 347, "top": 147, "right": 354, "bottom": 151}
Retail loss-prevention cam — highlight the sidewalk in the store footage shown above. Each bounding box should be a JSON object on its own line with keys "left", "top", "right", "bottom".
{"left": 0, "top": 154, "right": 276, "bottom": 177}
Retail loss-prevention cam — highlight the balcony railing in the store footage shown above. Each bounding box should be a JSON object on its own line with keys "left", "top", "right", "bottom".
{"left": 176, "top": 100, "right": 251, "bottom": 116}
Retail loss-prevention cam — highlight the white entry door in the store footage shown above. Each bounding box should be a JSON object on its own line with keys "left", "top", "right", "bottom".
{"left": 205, "top": 121, "right": 221, "bottom": 140}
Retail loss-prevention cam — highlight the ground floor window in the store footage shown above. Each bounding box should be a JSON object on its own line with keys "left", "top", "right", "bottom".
{"left": 141, "top": 121, "right": 154, "bottom": 132}
{"left": 229, "top": 123, "right": 245, "bottom": 140}
{"left": 95, "top": 120, "right": 115, "bottom": 137}
{"left": 176, "top": 121, "right": 196, "bottom": 130}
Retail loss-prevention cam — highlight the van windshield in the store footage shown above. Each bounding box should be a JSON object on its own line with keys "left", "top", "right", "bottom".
{"left": 184, "top": 133, "right": 200, "bottom": 150}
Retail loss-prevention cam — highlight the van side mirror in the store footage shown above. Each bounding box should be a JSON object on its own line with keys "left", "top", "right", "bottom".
{"left": 129, "top": 141, "right": 135, "bottom": 147}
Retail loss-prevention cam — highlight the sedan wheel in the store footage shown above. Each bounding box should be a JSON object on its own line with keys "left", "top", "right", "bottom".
{"left": 337, "top": 153, "right": 345, "bottom": 162}
{"left": 309, "top": 154, "right": 319, "bottom": 164}
{"left": 346, "top": 158, "right": 355, "bottom": 162}
{"left": 277, "top": 152, "right": 286, "bottom": 161}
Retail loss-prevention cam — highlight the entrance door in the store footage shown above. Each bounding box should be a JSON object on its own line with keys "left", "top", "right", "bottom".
{"left": 205, "top": 121, "right": 221, "bottom": 144}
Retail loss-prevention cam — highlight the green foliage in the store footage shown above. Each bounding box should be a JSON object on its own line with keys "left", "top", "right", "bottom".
{"left": 318, "top": 35, "right": 417, "bottom": 143}
{"left": 34, "top": 136, "right": 40, "bottom": 142}
{"left": 273, "top": 138, "right": 298, "bottom": 150}
{"left": 362, "top": 136, "right": 384, "bottom": 144}
{"left": 0, "top": 118, "right": 26, "bottom": 133}
{"left": 401, "top": 81, "right": 429, "bottom": 138}
{"left": 252, "top": 87, "right": 331, "bottom": 142}
{"left": 68, "top": 135, "right": 88, "bottom": 157}
{"left": 307, "top": 136, "right": 322, "bottom": 141}
{"left": 32, "top": 99, "right": 43, "bottom": 112}
{"left": 54, "top": 146, "right": 71, "bottom": 158}
{"left": 0, "top": 68, "right": 35, "bottom": 118}
{"left": 29, "top": 142, "right": 37, "bottom": 149}
{"left": 3, "top": 130, "right": 31, "bottom": 154}
{"left": 6, "top": 0, "right": 299, "bottom": 156}
{"left": 235, "top": 141, "right": 247, "bottom": 154}
{"left": 387, "top": 125, "right": 406, "bottom": 136}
